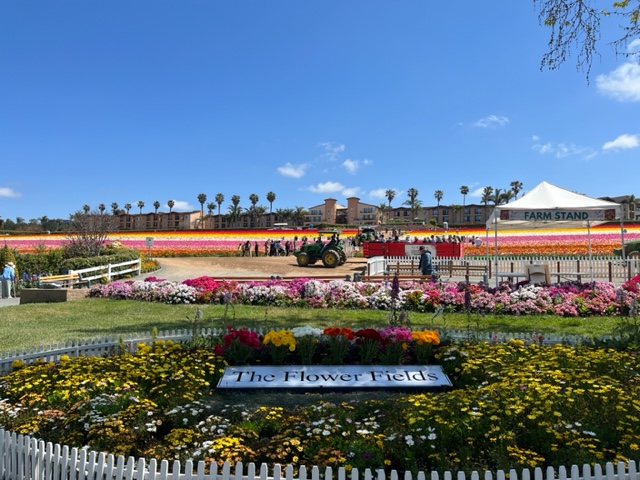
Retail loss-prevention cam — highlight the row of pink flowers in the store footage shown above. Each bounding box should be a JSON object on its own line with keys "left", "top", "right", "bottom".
{"left": 87, "top": 274, "right": 640, "bottom": 317}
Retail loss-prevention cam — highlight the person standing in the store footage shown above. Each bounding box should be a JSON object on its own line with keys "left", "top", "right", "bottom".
{"left": 1, "top": 262, "right": 16, "bottom": 299}
{"left": 418, "top": 247, "right": 433, "bottom": 276}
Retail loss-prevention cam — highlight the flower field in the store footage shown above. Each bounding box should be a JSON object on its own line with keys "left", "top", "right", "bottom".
{"left": 3, "top": 224, "right": 639, "bottom": 256}
{"left": 1, "top": 339, "right": 639, "bottom": 474}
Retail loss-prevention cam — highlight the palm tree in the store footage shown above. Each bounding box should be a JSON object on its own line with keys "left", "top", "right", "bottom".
{"left": 292, "top": 206, "right": 308, "bottom": 227}
{"left": 247, "top": 193, "right": 259, "bottom": 227}
{"left": 481, "top": 187, "right": 494, "bottom": 220}
{"left": 434, "top": 190, "right": 444, "bottom": 207}
{"left": 197, "top": 193, "right": 207, "bottom": 229}
{"left": 266, "top": 191, "right": 276, "bottom": 213}
{"left": 230, "top": 195, "right": 241, "bottom": 227}
{"left": 502, "top": 190, "right": 515, "bottom": 204}
{"left": 450, "top": 204, "right": 462, "bottom": 224}
{"left": 460, "top": 185, "right": 469, "bottom": 207}
{"left": 215, "top": 193, "right": 225, "bottom": 215}
{"left": 124, "top": 203, "right": 132, "bottom": 214}
{"left": 167, "top": 200, "right": 175, "bottom": 213}
{"left": 153, "top": 201, "right": 160, "bottom": 213}
{"left": 481, "top": 186, "right": 493, "bottom": 206}
{"left": 206, "top": 202, "right": 215, "bottom": 216}
{"left": 82, "top": 204, "right": 90, "bottom": 214}
{"left": 510, "top": 180, "right": 523, "bottom": 199}
{"left": 227, "top": 203, "right": 243, "bottom": 228}
{"left": 98, "top": 203, "right": 106, "bottom": 215}
{"left": 137, "top": 200, "right": 145, "bottom": 214}
{"left": 254, "top": 205, "right": 268, "bottom": 227}
{"left": 385, "top": 189, "right": 396, "bottom": 223}
{"left": 110, "top": 202, "right": 119, "bottom": 215}
{"left": 403, "top": 188, "right": 422, "bottom": 222}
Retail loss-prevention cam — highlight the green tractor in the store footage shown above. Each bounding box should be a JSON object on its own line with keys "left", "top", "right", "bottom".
{"left": 294, "top": 230, "right": 347, "bottom": 268}
{"left": 614, "top": 239, "right": 640, "bottom": 258}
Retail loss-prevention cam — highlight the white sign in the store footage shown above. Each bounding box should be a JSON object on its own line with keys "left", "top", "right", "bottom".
{"left": 217, "top": 365, "right": 452, "bottom": 390}
{"left": 500, "top": 209, "right": 617, "bottom": 222}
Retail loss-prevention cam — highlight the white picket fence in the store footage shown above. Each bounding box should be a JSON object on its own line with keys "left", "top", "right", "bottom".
{"left": 0, "top": 430, "right": 638, "bottom": 480}
{"left": 368, "top": 256, "right": 640, "bottom": 284}
{"left": 0, "top": 328, "right": 605, "bottom": 374}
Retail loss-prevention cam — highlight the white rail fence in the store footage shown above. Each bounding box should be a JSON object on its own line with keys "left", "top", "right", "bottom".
{"left": 0, "top": 328, "right": 606, "bottom": 374}
{"left": 368, "top": 256, "right": 640, "bottom": 283}
{"left": 73, "top": 259, "right": 142, "bottom": 287}
{"left": 1, "top": 431, "right": 638, "bottom": 480}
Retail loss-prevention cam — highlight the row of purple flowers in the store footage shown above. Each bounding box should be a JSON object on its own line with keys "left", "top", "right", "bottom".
{"left": 87, "top": 274, "right": 640, "bottom": 317}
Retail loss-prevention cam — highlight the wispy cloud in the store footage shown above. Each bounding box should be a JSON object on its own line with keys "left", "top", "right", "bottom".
{"left": 307, "top": 181, "right": 345, "bottom": 193}
{"left": 474, "top": 115, "right": 509, "bottom": 128}
{"left": 277, "top": 162, "right": 307, "bottom": 178}
{"left": 0, "top": 187, "right": 21, "bottom": 198}
{"left": 306, "top": 181, "right": 362, "bottom": 198}
{"left": 317, "top": 141, "right": 345, "bottom": 161}
{"left": 368, "top": 188, "right": 387, "bottom": 200}
{"left": 602, "top": 133, "right": 639, "bottom": 151}
{"left": 596, "top": 41, "right": 640, "bottom": 102}
{"left": 532, "top": 139, "right": 593, "bottom": 159}
{"left": 342, "top": 158, "right": 371, "bottom": 174}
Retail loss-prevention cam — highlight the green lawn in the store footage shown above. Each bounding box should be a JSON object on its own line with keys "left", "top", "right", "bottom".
{"left": 0, "top": 298, "right": 621, "bottom": 352}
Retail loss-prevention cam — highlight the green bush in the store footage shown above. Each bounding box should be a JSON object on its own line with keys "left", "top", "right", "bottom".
{"left": 60, "top": 249, "right": 140, "bottom": 272}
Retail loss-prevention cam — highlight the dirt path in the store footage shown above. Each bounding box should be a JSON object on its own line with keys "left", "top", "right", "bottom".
{"left": 146, "top": 255, "right": 369, "bottom": 282}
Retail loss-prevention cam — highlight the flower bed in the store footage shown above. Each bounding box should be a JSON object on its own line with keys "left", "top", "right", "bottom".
{"left": 2, "top": 224, "right": 638, "bottom": 256}
{"left": 1, "top": 337, "right": 638, "bottom": 474}
{"left": 87, "top": 274, "right": 640, "bottom": 317}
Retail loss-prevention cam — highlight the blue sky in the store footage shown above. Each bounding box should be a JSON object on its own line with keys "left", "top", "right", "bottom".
{"left": 1, "top": 1, "right": 639, "bottom": 222}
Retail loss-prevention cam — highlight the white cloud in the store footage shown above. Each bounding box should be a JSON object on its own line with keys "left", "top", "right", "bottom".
{"left": 341, "top": 187, "right": 361, "bottom": 197}
{"left": 342, "top": 158, "right": 370, "bottom": 174}
{"left": 317, "top": 142, "right": 345, "bottom": 161}
{"left": 368, "top": 188, "right": 387, "bottom": 200}
{"left": 342, "top": 159, "right": 359, "bottom": 174}
{"left": 469, "top": 187, "right": 486, "bottom": 198}
{"left": 277, "top": 162, "right": 307, "bottom": 178}
{"left": 596, "top": 63, "right": 640, "bottom": 102}
{"left": 0, "top": 187, "right": 21, "bottom": 198}
{"left": 532, "top": 140, "right": 592, "bottom": 158}
{"left": 602, "top": 133, "right": 640, "bottom": 151}
{"left": 474, "top": 115, "right": 509, "bottom": 128}
{"left": 171, "top": 200, "right": 195, "bottom": 211}
{"left": 308, "top": 181, "right": 345, "bottom": 193}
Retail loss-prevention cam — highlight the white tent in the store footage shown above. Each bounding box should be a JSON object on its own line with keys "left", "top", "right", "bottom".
{"left": 485, "top": 181, "right": 625, "bottom": 284}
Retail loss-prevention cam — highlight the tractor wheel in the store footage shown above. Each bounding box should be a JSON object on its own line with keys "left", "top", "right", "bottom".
{"left": 297, "top": 252, "right": 310, "bottom": 267}
{"left": 339, "top": 251, "right": 347, "bottom": 265}
{"left": 322, "top": 249, "right": 340, "bottom": 268}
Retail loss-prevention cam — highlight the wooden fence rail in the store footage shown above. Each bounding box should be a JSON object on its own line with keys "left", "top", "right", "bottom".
{"left": 0, "top": 429, "right": 637, "bottom": 480}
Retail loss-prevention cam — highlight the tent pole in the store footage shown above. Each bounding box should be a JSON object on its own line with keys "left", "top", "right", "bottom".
{"left": 586, "top": 221, "right": 593, "bottom": 282}
{"left": 620, "top": 217, "right": 627, "bottom": 280}
{"left": 494, "top": 218, "right": 499, "bottom": 288}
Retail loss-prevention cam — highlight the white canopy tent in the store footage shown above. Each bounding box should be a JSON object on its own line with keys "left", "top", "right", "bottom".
{"left": 485, "top": 181, "right": 625, "bottom": 285}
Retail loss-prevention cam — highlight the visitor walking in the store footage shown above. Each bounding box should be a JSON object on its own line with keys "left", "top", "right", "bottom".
{"left": 1, "top": 262, "right": 16, "bottom": 299}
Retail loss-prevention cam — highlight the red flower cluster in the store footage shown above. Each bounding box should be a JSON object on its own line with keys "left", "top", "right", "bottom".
{"left": 323, "top": 327, "right": 354, "bottom": 340}
{"left": 354, "top": 328, "right": 383, "bottom": 345}
{"left": 222, "top": 326, "right": 261, "bottom": 348}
